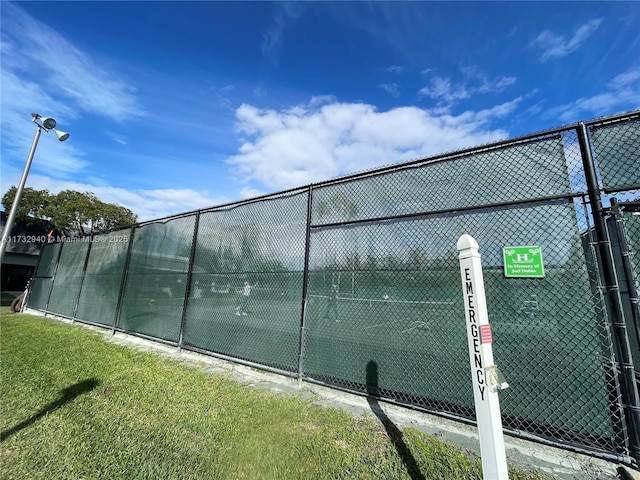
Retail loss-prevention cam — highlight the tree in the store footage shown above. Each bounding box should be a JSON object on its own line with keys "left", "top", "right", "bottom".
{"left": 2, "top": 187, "right": 137, "bottom": 235}
{"left": 0, "top": 187, "right": 51, "bottom": 221}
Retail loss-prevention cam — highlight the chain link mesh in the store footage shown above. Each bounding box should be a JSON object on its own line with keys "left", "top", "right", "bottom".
{"left": 45, "top": 241, "right": 89, "bottom": 318}
{"left": 75, "top": 229, "right": 132, "bottom": 326}
{"left": 183, "top": 191, "right": 308, "bottom": 372}
{"left": 624, "top": 211, "right": 640, "bottom": 286}
{"left": 311, "top": 135, "right": 570, "bottom": 226}
{"left": 302, "top": 131, "right": 621, "bottom": 451}
{"left": 26, "top": 242, "right": 61, "bottom": 310}
{"left": 612, "top": 207, "right": 640, "bottom": 376}
{"left": 27, "top": 111, "right": 640, "bottom": 459}
{"left": 591, "top": 119, "right": 640, "bottom": 192}
{"left": 116, "top": 216, "right": 196, "bottom": 342}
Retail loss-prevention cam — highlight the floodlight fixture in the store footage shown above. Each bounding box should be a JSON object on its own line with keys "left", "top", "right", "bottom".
{"left": 54, "top": 129, "right": 70, "bottom": 142}
{"left": 31, "top": 113, "right": 55, "bottom": 129}
{"left": 41, "top": 117, "right": 57, "bottom": 129}
{"left": 0, "top": 113, "right": 71, "bottom": 264}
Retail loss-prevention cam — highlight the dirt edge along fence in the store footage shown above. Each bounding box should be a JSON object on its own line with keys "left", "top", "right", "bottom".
{"left": 27, "top": 110, "right": 640, "bottom": 465}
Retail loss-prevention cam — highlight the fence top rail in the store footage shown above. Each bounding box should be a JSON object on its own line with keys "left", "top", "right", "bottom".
{"left": 585, "top": 110, "right": 640, "bottom": 130}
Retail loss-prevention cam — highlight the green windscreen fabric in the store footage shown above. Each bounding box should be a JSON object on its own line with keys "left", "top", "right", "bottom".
{"left": 624, "top": 212, "right": 640, "bottom": 292}
{"left": 591, "top": 119, "right": 640, "bottom": 192}
{"left": 118, "top": 216, "right": 196, "bottom": 342}
{"left": 27, "top": 278, "right": 54, "bottom": 311}
{"left": 183, "top": 191, "right": 308, "bottom": 372}
{"left": 619, "top": 211, "right": 640, "bottom": 370}
{"left": 311, "top": 135, "right": 570, "bottom": 225}
{"left": 75, "top": 229, "right": 131, "bottom": 326}
{"left": 47, "top": 241, "right": 90, "bottom": 318}
{"left": 303, "top": 199, "right": 616, "bottom": 444}
{"left": 35, "top": 242, "right": 62, "bottom": 277}
{"left": 27, "top": 242, "right": 62, "bottom": 310}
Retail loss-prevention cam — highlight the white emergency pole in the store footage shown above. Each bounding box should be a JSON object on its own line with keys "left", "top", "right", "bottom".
{"left": 457, "top": 234, "right": 509, "bottom": 480}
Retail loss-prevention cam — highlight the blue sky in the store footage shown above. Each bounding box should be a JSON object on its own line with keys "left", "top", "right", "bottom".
{"left": 1, "top": 1, "right": 639, "bottom": 221}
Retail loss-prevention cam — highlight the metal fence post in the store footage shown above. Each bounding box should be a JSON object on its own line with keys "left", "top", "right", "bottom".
{"left": 113, "top": 226, "right": 135, "bottom": 335}
{"left": 297, "top": 186, "right": 314, "bottom": 386}
{"left": 578, "top": 123, "right": 640, "bottom": 461}
{"left": 178, "top": 212, "right": 200, "bottom": 352}
{"left": 44, "top": 242, "right": 64, "bottom": 314}
{"left": 72, "top": 237, "right": 93, "bottom": 321}
{"left": 611, "top": 198, "right": 640, "bottom": 367}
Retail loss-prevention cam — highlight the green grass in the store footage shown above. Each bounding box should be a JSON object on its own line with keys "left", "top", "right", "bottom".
{"left": 0, "top": 310, "right": 555, "bottom": 480}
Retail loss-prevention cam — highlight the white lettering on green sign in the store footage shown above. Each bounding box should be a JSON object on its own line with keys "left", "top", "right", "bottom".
{"left": 503, "top": 246, "right": 545, "bottom": 278}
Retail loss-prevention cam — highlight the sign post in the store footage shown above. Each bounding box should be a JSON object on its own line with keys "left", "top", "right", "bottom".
{"left": 457, "top": 234, "right": 509, "bottom": 480}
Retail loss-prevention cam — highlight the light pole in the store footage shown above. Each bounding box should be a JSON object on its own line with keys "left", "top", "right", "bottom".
{"left": 0, "top": 113, "right": 70, "bottom": 265}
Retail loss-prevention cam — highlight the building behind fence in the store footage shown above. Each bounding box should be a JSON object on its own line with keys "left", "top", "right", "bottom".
{"left": 27, "top": 111, "right": 640, "bottom": 465}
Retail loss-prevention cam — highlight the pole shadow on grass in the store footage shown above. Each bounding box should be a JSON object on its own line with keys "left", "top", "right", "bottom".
{"left": 1, "top": 378, "right": 100, "bottom": 441}
{"left": 366, "top": 360, "right": 425, "bottom": 480}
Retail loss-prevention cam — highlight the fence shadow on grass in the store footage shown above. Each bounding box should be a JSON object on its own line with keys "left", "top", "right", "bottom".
{"left": 1, "top": 378, "right": 100, "bottom": 441}
{"left": 366, "top": 360, "right": 426, "bottom": 480}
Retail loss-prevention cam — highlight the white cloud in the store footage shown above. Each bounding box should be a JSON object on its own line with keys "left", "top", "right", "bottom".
{"left": 482, "top": 76, "right": 517, "bottom": 92}
{"left": 108, "top": 133, "right": 128, "bottom": 146}
{"left": 226, "top": 98, "right": 519, "bottom": 191}
{"left": 203, "top": 83, "right": 237, "bottom": 109}
{"left": 2, "top": 174, "right": 226, "bottom": 222}
{"left": 418, "top": 71, "right": 516, "bottom": 106}
{"left": 466, "top": 97, "right": 522, "bottom": 123}
{"left": 418, "top": 77, "right": 470, "bottom": 103}
{"left": 309, "top": 95, "right": 338, "bottom": 107}
{"left": 261, "top": 2, "right": 305, "bottom": 65}
{"left": 235, "top": 104, "right": 286, "bottom": 135}
{"left": 548, "top": 67, "right": 640, "bottom": 122}
{"left": 1, "top": 3, "right": 147, "bottom": 203}
{"left": 531, "top": 18, "right": 603, "bottom": 62}
{"left": 0, "top": 70, "right": 87, "bottom": 177}
{"left": 1, "top": 3, "right": 143, "bottom": 122}
{"left": 239, "top": 187, "right": 265, "bottom": 199}
{"left": 384, "top": 65, "right": 406, "bottom": 74}
{"left": 379, "top": 83, "right": 400, "bottom": 97}
{"left": 461, "top": 66, "right": 517, "bottom": 93}
{"left": 608, "top": 68, "right": 640, "bottom": 90}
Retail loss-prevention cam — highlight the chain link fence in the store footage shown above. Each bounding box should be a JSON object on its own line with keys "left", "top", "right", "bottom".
{"left": 183, "top": 191, "right": 308, "bottom": 372}
{"left": 76, "top": 229, "right": 132, "bottom": 327}
{"left": 26, "top": 111, "right": 640, "bottom": 463}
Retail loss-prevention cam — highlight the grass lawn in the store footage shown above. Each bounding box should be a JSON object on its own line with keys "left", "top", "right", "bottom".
{"left": 0, "top": 309, "right": 555, "bottom": 480}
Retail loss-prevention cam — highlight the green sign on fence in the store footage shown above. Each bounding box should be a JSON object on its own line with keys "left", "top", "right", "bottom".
{"left": 502, "top": 246, "right": 545, "bottom": 278}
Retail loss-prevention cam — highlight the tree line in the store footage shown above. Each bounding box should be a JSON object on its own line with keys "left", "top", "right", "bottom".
{"left": 2, "top": 187, "right": 137, "bottom": 236}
